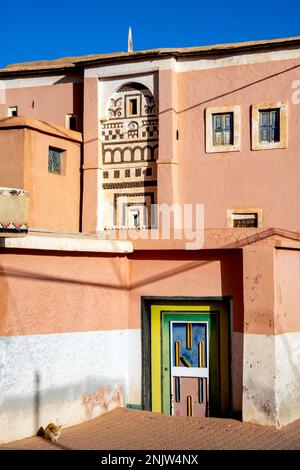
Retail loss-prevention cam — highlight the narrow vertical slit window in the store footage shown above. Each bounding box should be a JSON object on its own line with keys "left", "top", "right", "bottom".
{"left": 129, "top": 98, "right": 138, "bottom": 115}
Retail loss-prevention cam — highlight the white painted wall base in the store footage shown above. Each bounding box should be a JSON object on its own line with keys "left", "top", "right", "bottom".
{"left": 243, "top": 332, "right": 300, "bottom": 427}
{"left": 0, "top": 329, "right": 140, "bottom": 444}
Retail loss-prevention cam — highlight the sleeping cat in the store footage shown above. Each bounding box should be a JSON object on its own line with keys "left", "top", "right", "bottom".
{"left": 37, "top": 423, "right": 62, "bottom": 442}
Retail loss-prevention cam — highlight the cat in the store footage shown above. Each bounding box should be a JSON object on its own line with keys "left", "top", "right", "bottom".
{"left": 37, "top": 423, "right": 62, "bottom": 442}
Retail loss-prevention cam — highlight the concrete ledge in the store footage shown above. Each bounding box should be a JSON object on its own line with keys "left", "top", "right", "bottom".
{"left": 0, "top": 232, "right": 133, "bottom": 253}
{"left": 0, "top": 116, "right": 82, "bottom": 143}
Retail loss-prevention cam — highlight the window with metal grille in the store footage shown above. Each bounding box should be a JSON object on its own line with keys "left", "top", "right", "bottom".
{"left": 232, "top": 213, "right": 258, "bottom": 228}
{"left": 213, "top": 113, "right": 233, "bottom": 145}
{"left": 259, "top": 109, "right": 280, "bottom": 143}
{"left": 48, "top": 147, "right": 63, "bottom": 174}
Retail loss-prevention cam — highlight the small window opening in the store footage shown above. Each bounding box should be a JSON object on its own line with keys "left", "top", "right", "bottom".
{"left": 129, "top": 99, "right": 138, "bottom": 115}
{"left": 232, "top": 213, "right": 258, "bottom": 228}
{"left": 66, "top": 114, "right": 77, "bottom": 131}
{"left": 8, "top": 106, "right": 18, "bottom": 117}
{"left": 48, "top": 147, "right": 63, "bottom": 174}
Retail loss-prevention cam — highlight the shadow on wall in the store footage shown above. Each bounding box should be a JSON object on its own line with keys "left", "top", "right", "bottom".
{"left": 0, "top": 228, "right": 293, "bottom": 296}
{"left": 0, "top": 256, "right": 9, "bottom": 336}
{"left": 33, "top": 371, "right": 125, "bottom": 424}
{"left": 0, "top": 370, "right": 125, "bottom": 443}
{"left": 220, "top": 250, "right": 244, "bottom": 414}
{"left": 160, "top": 62, "right": 300, "bottom": 117}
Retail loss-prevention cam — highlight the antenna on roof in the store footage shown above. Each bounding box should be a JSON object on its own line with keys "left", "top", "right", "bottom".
{"left": 128, "top": 26, "right": 133, "bottom": 53}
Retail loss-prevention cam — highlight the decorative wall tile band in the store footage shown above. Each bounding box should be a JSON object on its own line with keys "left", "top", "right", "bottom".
{"left": 103, "top": 180, "right": 157, "bottom": 190}
{"left": 0, "top": 188, "right": 29, "bottom": 237}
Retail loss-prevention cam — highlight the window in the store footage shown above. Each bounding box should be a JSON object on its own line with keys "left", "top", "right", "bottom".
{"left": 125, "top": 95, "right": 140, "bottom": 117}
{"left": 129, "top": 99, "right": 137, "bottom": 115}
{"left": 8, "top": 106, "right": 18, "bottom": 117}
{"left": 206, "top": 105, "right": 241, "bottom": 153}
{"left": 259, "top": 109, "right": 279, "bottom": 143}
{"left": 227, "top": 208, "right": 262, "bottom": 228}
{"left": 66, "top": 114, "right": 77, "bottom": 131}
{"left": 232, "top": 213, "right": 258, "bottom": 228}
{"left": 251, "top": 101, "right": 288, "bottom": 150}
{"left": 213, "top": 113, "right": 233, "bottom": 145}
{"left": 129, "top": 209, "right": 140, "bottom": 228}
{"left": 48, "top": 147, "right": 63, "bottom": 174}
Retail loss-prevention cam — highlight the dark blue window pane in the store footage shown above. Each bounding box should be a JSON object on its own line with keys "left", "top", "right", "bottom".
{"left": 172, "top": 322, "right": 207, "bottom": 368}
{"left": 213, "top": 113, "right": 233, "bottom": 145}
{"left": 225, "top": 115, "right": 231, "bottom": 128}
{"left": 261, "top": 112, "right": 270, "bottom": 126}
{"left": 260, "top": 128, "right": 270, "bottom": 142}
{"left": 259, "top": 109, "right": 279, "bottom": 143}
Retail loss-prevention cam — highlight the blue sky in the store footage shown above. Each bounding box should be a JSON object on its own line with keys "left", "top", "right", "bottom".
{"left": 1, "top": 0, "right": 300, "bottom": 68}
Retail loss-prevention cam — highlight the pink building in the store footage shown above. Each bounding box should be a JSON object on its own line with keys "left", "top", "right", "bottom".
{"left": 0, "top": 36, "right": 300, "bottom": 443}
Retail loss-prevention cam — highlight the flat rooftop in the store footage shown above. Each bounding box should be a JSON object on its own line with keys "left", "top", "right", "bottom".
{"left": 1, "top": 35, "right": 300, "bottom": 74}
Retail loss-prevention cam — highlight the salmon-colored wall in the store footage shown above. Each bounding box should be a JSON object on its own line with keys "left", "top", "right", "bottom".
{"left": 23, "top": 128, "right": 81, "bottom": 231}
{"left": 3, "top": 56, "right": 300, "bottom": 233}
{"left": 128, "top": 249, "right": 244, "bottom": 332}
{"left": 158, "top": 70, "right": 179, "bottom": 205}
{"left": 82, "top": 77, "right": 100, "bottom": 233}
{"left": 242, "top": 246, "right": 276, "bottom": 335}
{"left": 6, "top": 77, "right": 83, "bottom": 130}
{"left": 0, "top": 129, "right": 25, "bottom": 188}
{"left": 0, "top": 250, "right": 129, "bottom": 336}
{"left": 275, "top": 248, "right": 300, "bottom": 334}
{"left": 0, "top": 248, "right": 243, "bottom": 336}
{"left": 158, "top": 58, "right": 300, "bottom": 230}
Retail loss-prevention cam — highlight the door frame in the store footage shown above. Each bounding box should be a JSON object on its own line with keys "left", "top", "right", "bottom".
{"left": 141, "top": 296, "right": 233, "bottom": 416}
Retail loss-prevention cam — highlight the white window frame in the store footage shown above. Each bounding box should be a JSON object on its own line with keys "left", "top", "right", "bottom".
{"left": 206, "top": 105, "right": 241, "bottom": 153}
{"left": 227, "top": 208, "right": 263, "bottom": 228}
{"left": 251, "top": 101, "right": 288, "bottom": 150}
{"left": 8, "top": 106, "right": 18, "bottom": 117}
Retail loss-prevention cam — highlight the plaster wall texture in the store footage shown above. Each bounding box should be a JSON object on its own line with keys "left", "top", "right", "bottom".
{"left": 0, "top": 123, "right": 81, "bottom": 232}
{"left": 275, "top": 249, "right": 300, "bottom": 334}
{"left": 242, "top": 247, "right": 300, "bottom": 427}
{"left": 0, "top": 129, "right": 25, "bottom": 188}
{"left": 174, "top": 57, "right": 300, "bottom": 230}
{"left": 1, "top": 53, "right": 300, "bottom": 233}
{"left": 24, "top": 128, "right": 81, "bottom": 232}
{"left": 82, "top": 55, "right": 300, "bottom": 232}
{"left": 0, "top": 329, "right": 139, "bottom": 444}
{"left": 128, "top": 249, "right": 244, "bottom": 331}
{"left": 0, "top": 242, "right": 300, "bottom": 437}
{"left": 243, "top": 332, "right": 300, "bottom": 427}
{"left": 3, "top": 76, "right": 83, "bottom": 130}
{"left": 0, "top": 251, "right": 129, "bottom": 337}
